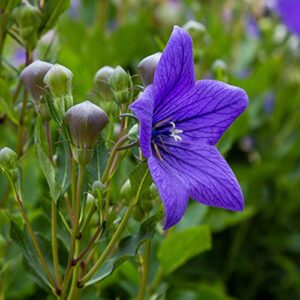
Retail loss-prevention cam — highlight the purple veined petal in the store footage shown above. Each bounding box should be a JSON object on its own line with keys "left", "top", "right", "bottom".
{"left": 152, "top": 138, "right": 244, "bottom": 214}
{"left": 154, "top": 80, "right": 248, "bottom": 145}
{"left": 153, "top": 26, "right": 196, "bottom": 117}
{"left": 129, "top": 85, "right": 155, "bottom": 158}
{"left": 148, "top": 155, "right": 189, "bottom": 229}
{"left": 276, "top": 0, "right": 300, "bottom": 36}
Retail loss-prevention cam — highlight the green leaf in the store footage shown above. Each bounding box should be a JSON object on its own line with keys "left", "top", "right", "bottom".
{"left": 86, "top": 211, "right": 163, "bottom": 286}
{"left": 34, "top": 116, "right": 61, "bottom": 202}
{"left": 9, "top": 221, "right": 51, "bottom": 291}
{"left": 129, "top": 162, "right": 152, "bottom": 196}
{"left": 158, "top": 225, "right": 212, "bottom": 274}
{"left": 203, "top": 207, "right": 256, "bottom": 233}
{"left": 39, "top": 0, "right": 70, "bottom": 34}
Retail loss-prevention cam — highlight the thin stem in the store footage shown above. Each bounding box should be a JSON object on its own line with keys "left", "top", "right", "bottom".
{"left": 74, "top": 225, "right": 103, "bottom": 265}
{"left": 64, "top": 193, "right": 74, "bottom": 228}
{"left": 70, "top": 151, "right": 76, "bottom": 207}
{"left": 9, "top": 178, "right": 58, "bottom": 292}
{"left": 61, "top": 165, "right": 85, "bottom": 297}
{"left": 51, "top": 201, "right": 62, "bottom": 288}
{"left": 45, "top": 121, "right": 53, "bottom": 163}
{"left": 79, "top": 169, "right": 149, "bottom": 287}
{"left": 79, "top": 203, "right": 97, "bottom": 235}
{"left": 101, "top": 133, "right": 129, "bottom": 184}
{"left": 137, "top": 240, "right": 151, "bottom": 300}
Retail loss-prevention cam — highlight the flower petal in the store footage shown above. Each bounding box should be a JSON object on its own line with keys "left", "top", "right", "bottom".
{"left": 154, "top": 80, "right": 248, "bottom": 145}
{"left": 148, "top": 155, "right": 189, "bottom": 229}
{"left": 153, "top": 26, "right": 195, "bottom": 118}
{"left": 129, "top": 86, "right": 155, "bottom": 158}
{"left": 276, "top": 0, "right": 300, "bottom": 35}
{"left": 154, "top": 138, "right": 244, "bottom": 213}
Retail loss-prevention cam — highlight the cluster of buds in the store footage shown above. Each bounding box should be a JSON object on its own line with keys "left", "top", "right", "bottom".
{"left": 93, "top": 65, "right": 132, "bottom": 105}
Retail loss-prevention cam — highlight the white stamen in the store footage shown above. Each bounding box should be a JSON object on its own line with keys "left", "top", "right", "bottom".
{"left": 169, "top": 122, "right": 183, "bottom": 142}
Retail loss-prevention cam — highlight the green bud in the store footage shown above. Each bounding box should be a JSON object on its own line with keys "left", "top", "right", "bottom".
{"left": 93, "top": 66, "right": 114, "bottom": 99}
{"left": 128, "top": 124, "right": 139, "bottom": 141}
{"left": 138, "top": 52, "right": 161, "bottom": 87}
{"left": 92, "top": 180, "right": 106, "bottom": 193}
{"left": 183, "top": 20, "right": 207, "bottom": 38}
{"left": 109, "top": 66, "right": 131, "bottom": 104}
{"left": 44, "top": 64, "right": 74, "bottom": 118}
{"left": 12, "top": 2, "right": 42, "bottom": 50}
{"left": 120, "top": 179, "right": 132, "bottom": 201}
{"left": 44, "top": 64, "right": 73, "bottom": 98}
{"left": 65, "top": 101, "right": 109, "bottom": 149}
{"left": 0, "top": 147, "right": 18, "bottom": 171}
{"left": 212, "top": 59, "right": 228, "bottom": 81}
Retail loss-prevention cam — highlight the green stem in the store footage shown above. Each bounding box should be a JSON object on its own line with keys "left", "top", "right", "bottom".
{"left": 61, "top": 165, "right": 85, "bottom": 297}
{"left": 79, "top": 203, "right": 97, "bottom": 235}
{"left": 79, "top": 169, "right": 149, "bottom": 287}
{"left": 8, "top": 177, "right": 58, "bottom": 292}
{"left": 101, "top": 133, "right": 129, "bottom": 184}
{"left": 16, "top": 90, "right": 28, "bottom": 156}
{"left": 51, "top": 201, "right": 62, "bottom": 288}
{"left": 137, "top": 240, "right": 151, "bottom": 300}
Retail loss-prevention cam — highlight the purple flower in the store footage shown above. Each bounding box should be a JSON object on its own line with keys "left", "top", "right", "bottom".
{"left": 130, "top": 26, "right": 248, "bottom": 229}
{"left": 245, "top": 15, "right": 260, "bottom": 39}
{"left": 276, "top": 0, "right": 300, "bottom": 36}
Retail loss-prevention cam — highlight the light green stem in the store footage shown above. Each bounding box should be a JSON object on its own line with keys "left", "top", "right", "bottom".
{"left": 137, "top": 240, "right": 151, "bottom": 300}
{"left": 8, "top": 176, "right": 58, "bottom": 292}
{"left": 61, "top": 165, "right": 85, "bottom": 297}
{"left": 51, "top": 201, "right": 62, "bottom": 288}
{"left": 79, "top": 169, "right": 149, "bottom": 286}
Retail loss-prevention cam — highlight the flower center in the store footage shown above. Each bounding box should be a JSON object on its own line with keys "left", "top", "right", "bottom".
{"left": 169, "top": 122, "right": 183, "bottom": 142}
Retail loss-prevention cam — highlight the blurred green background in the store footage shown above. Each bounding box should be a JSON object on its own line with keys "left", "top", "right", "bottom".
{"left": 1, "top": 0, "right": 300, "bottom": 299}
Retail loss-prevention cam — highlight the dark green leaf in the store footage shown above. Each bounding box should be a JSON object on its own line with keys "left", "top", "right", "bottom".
{"left": 129, "top": 162, "right": 152, "bottom": 196}
{"left": 158, "top": 225, "right": 212, "bottom": 274}
{"left": 9, "top": 221, "right": 51, "bottom": 291}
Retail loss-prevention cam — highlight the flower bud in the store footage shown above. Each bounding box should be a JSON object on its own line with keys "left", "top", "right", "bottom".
{"left": 109, "top": 66, "right": 131, "bottom": 104}
{"left": 12, "top": 2, "right": 42, "bottom": 50}
{"left": 120, "top": 179, "right": 132, "bottom": 201}
{"left": 212, "top": 59, "right": 228, "bottom": 82}
{"left": 44, "top": 64, "right": 73, "bottom": 98}
{"left": 44, "top": 64, "right": 74, "bottom": 118}
{"left": 138, "top": 52, "right": 161, "bottom": 87}
{"left": 93, "top": 66, "right": 114, "bottom": 99}
{"left": 20, "top": 60, "right": 53, "bottom": 103}
{"left": 65, "top": 101, "right": 109, "bottom": 165}
{"left": 0, "top": 147, "right": 18, "bottom": 171}
{"left": 183, "top": 20, "right": 207, "bottom": 37}
{"left": 20, "top": 60, "right": 53, "bottom": 120}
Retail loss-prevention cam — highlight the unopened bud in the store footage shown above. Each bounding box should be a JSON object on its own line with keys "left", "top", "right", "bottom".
{"left": 65, "top": 101, "right": 109, "bottom": 165}
{"left": 20, "top": 60, "right": 53, "bottom": 103}
{"left": 212, "top": 59, "right": 228, "bottom": 81}
{"left": 128, "top": 124, "right": 139, "bottom": 141}
{"left": 138, "top": 52, "right": 161, "bottom": 87}
{"left": 92, "top": 180, "right": 106, "bottom": 193}
{"left": 44, "top": 64, "right": 73, "bottom": 98}
{"left": 183, "top": 20, "right": 206, "bottom": 37}
{"left": 12, "top": 2, "right": 42, "bottom": 50}
{"left": 120, "top": 179, "right": 132, "bottom": 201}
{"left": 0, "top": 147, "right": 18, "bottom": 171}
{"left": 44, "top": 64, "right": 74, "bottom": 118}
{"left": 109, "top": 66, "right": 131, "bottom": 104}
{"left": 93, "top": 66, "right": 114, "bottom": 99}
